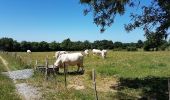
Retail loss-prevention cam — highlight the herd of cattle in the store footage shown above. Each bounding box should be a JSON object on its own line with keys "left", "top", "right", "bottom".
{"left": 27, "top": 49, "right": 107, "bottom": 72}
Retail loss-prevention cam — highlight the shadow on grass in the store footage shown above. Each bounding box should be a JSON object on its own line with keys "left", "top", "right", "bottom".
{"left": 112, "top": 76, "right": 169, "bottom": 100}
{"left": 57, "top": 70, "right": 84, "bottom": 75}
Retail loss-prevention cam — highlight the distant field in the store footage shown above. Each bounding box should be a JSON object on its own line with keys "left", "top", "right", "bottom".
{"left": 2, "top": 51, "right": 170, "bottom": 99}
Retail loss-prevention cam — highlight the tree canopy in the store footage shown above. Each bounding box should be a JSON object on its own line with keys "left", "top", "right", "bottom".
{"left": 80, "top": 0, "right": 170, "bottom": 50}
{"left": 80, "top": 0, "right": 170, "bottom": 36}
{"left": 0, "top": 37, "right": 148, "bottom": 52}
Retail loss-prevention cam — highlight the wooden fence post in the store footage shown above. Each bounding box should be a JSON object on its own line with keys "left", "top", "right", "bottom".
{"left": 45, "top": 58, "right": 48, "bottom": 80}
{"left": 92, "top": 69, "right": 98, "bottom": 100}
{"left": 168, "top": 79, "right": 170, "bottom": 100}
{"left": 64, "top": 63, "right": 67, "bottom": 89}
{"left": 34, "top": 60, "right": 38, "bottom": 70}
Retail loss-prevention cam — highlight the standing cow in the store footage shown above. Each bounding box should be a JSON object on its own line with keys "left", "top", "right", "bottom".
{"left": 27, "top": 50, "right": 31, "bottom": 54}
{"left": 54, "top": 52, "right": 84, "bottom": 73}
{"left": 92, "top": 49, "right": 102, "bottom": 56}
{"left": 84, "top": 49, "right": 89, "bottom": 56}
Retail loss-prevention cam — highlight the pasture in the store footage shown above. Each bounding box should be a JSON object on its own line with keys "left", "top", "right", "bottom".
{"left": 1, "top": 51, "right": 170, "bottom": 99}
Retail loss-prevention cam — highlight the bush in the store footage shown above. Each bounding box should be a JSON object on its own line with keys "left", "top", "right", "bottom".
{"left": 126, "top": 46, "right": 137, "bottom": 51}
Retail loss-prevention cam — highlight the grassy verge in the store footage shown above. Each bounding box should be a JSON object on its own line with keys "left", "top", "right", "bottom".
{"left": 0, "top": 52, "right": 31, "bottom": 70}
{"left": 0, "top": 55, "right": 21, "bottom": 100}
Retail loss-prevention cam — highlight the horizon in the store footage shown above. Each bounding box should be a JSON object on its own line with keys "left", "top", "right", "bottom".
{"left": 0, "top": 0, "right": 149, "bottom": 43}
{"left": 0, "top": 36, "right": 141, "bottom": 43}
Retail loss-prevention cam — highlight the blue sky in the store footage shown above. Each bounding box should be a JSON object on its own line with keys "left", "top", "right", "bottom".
{"left": 0, "top": 0, "right": 148, "bottom": 43}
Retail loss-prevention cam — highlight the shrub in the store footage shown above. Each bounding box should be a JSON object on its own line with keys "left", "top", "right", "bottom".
{"left": 126, "top": 46, "right": 137, "bottom": 51}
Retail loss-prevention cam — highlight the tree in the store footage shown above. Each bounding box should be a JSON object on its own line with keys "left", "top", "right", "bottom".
{"left": 136, "top": 40, "right": 143, "bottom": 48}
{"left": 31, "top": 42, "right": 40, "bottom": 52}
{"left": 0, "top": 37, "right": 14, "bottom": 51}
{"left": 80, "top": 0, "right": 170, "bottom": 34}
{"left": 80, "top": 0, "right": 135, "bottom": 32}
{"left": 60, "top": 38, "right": 73, "bottom": 50}
{"left": 113, "top": 41, "right": 123, "bottom": 49}
{"left": 80, "top": 0, "right": 170, "bottom": 47}
{"left": 143, "top": 32, "right": 165, "bottom": 51}
{"left": 83, "top": 40, "right": 91, "bottom": 49}
{"left": 13, "top": 40, "right": 20, "bottom": 51}
{"left": 49, "top": 41, "right": 61, "bottom": 51}
{"left": 125, "top": 0, "right": 170, "bottom": 39}
{"left": 39, "top": 41, "right": 49, "bottom": 51}
{"left": 20, "top": 41, "right": 32, "bottom": 51}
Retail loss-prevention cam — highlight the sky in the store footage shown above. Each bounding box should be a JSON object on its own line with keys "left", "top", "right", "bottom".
{"left": 0, "top": 0, "right": 149, "bottom": 43}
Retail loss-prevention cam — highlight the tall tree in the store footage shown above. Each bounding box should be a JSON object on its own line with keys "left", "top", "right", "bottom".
{"left": 80, "top": 0, "right": 170, "bottom": 48}
{"left": 39, "top": 41, "right": 49, "bottom": 51}
{"left": 0, "top": 37, "right": 14, "bottom": 51}
{"left": 136, "top": 40, "right": 143, "bottom": 48}
{"left": 80, "top": 0, "right": 169, "bottom": 34}
{"left": 49, "top": 41, "right": 61, "bottom": 51}
{"left": 60, "top": 38, "right": 73, "bottom": 50}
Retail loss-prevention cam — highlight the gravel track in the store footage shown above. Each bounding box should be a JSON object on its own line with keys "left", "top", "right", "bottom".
{"left": 0, "top": 55, "right": 41, "bottom": 100}
{"left": 2, "top": 69, "right": 33, "bottom": 80}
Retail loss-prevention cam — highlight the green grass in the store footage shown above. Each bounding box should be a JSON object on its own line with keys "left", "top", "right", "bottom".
{"left": 92, "top": 51, "right": 170, "bottom": 78}
{"left": 0, "top": 56, "right": 21, "bottom": 100}
{"left": 2, "top": 51, "right": 170, "bottom": 99}
{"left": 0, "top": 52, "right": 32, "bottom": 70}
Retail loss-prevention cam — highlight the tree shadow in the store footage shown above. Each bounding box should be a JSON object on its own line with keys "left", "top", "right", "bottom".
{"left": 112, "top": 76, "right": 169, "bottom": 100}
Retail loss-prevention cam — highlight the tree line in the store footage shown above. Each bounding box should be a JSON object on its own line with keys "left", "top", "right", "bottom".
{"left": 0, "top": 37, "right": 169, "bottom": 52}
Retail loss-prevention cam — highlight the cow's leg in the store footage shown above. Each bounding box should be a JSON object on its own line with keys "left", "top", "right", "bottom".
{"left": 77, "top": 64, "right": 80, "bottom": 72}
{"left": 55, "top": 67, "right": 59, "bottom": 74}
{"left": 79, "top": 62, "right": 84, "bottom": 72}
{"left": 63, "top": 63, "right": 68, "bottom": 74}
{"left": 81, "top": 65, "right": 84, "bottom": 72}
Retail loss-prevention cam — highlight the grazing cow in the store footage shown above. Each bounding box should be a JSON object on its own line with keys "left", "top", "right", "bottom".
{"left": 27, "top": 50, "right": 31, "bottom": 54}
{"left": 101, "top": 50, "right": 107, "bottom": 59}
{"left": 54, "top": 52, "right": 84, "bottom": 72}
{"left": 92, "top": 49, "right": 102, "bottom": 56}
{"left": 54, "top": 51, "right": 68, "bottom": 59}
{"left": 84, "top": 49, "right": 89, "bottom": 56}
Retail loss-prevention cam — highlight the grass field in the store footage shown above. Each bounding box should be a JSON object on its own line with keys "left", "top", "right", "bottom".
{"left": 1, "top": 51, "right": 170, "bottom": 99}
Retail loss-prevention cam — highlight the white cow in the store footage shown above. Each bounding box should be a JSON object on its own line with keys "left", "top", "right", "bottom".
{"left": 54, "top": 51, "right": 68, "bottom": 59}
{"left": 84, "top": 49, "right": 89, "bottom": 56}
{"left": 92, "top": 49, "right": 102, "bottom": 56}
{"left": 101, "top": 50, "right": 107, "bottom": 59}
{"left": 27, "top": 50, "right": 31, "bottom": 54}
{"left": 54, "top": 52, "right": 84, "bottom": 72}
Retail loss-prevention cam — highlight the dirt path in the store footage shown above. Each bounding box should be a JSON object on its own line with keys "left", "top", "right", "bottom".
{"left": 0, "top": 55, "right": 41, "bottom": 100}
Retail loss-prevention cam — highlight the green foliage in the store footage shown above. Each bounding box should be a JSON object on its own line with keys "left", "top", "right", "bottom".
{"left": 136, "top": 40, "right": 144, "bottom": 48}
{"left": 92, "top": 40, "right": 114, "bottom": 49}
{"left": 126, "top": 46, "right": 137, "bottom": 51}
{"left": 80, "top": 0, "right": 134, "bottom": 32}
{"left": 49, "top": 41, "right": 61, "bottom": 51}
{"left": 113, "top": 41, "right": 123, "bottom": 49}
{"left": 0, "top": 37, "right": 14, "bottom": 51}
